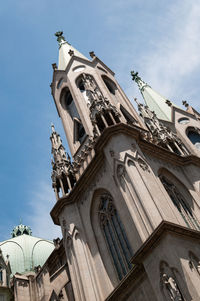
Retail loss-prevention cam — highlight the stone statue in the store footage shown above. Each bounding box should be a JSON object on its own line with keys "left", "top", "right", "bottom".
{"left": 162, "top": 273, "right": 183, "bottom": 301}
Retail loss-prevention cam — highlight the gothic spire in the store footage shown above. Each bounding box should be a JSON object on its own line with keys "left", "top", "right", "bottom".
{"left": 131, "top": 71, "right": 178, "bottom": 121}
{"left": 55, "top": 31, "right": 88, "bottom": 70}
{"left": 50, "top": 123, "right": 70, "bottom": 166}
{"left": 50, "top": 124, "right": 75, "bottom": 199}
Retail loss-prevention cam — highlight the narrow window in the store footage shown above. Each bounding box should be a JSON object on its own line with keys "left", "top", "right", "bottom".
{"left": 0, "top": 268, "right": 2, "bottom": 282}
{"left": 120, "top": 105, "right": 136, "bottom": 125}
{"left": 62, "top": 89, "right": 86, "bottom": 143}
{"left": 74, "top": 118, "right": 86, "bottom": 143}
{"left": 78, "top": 79, "right": 89, "bottom": 104}
{"left": 99, "top": 195, "right": 132, "bottom": 280}
{"left": 160, "top": 176, "right": 200, "bottom": 230}
{"left": 187, "top": 130, "right": 200, "bottom": 150}
{"left": 102, "top": 76, "right": 117, "bottom": 102}
{"left": 64, "top": 90, "right": 79, "bottom": 120}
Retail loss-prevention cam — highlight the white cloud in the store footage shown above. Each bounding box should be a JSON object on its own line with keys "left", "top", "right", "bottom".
{"left": 141, "top": 1, "right": 200, "bottom": 106}
{"left": 28, "top": 180, "right": 61, "bottom": 241}
{"left": 99, "top": 1, "right": 200, "bottom": 111}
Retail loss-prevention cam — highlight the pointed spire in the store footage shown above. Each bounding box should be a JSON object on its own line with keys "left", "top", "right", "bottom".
{"left": 54, "top": 31, "right": 88, "bottom": 70}
{"left": 50, "top": 124, "right": 70, "bottom": 165}
{"left": 131, "top": 70, "right": 179, "bottom": 121}
{"left": 50, "top": 124, "right": 76, "bottom": 199}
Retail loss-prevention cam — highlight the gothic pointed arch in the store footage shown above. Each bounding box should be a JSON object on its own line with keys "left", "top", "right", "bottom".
{"left": 101, "top": 75, "right": 117, "bottom": 100}
{"left": 186, "top": 127, "right": 200, "bottom": 150}
{"left": 158, "top": 168, "right": 200, "bottom": 230}
{"left": 60, "top": 87, "right": 86, "bottom": 143}
{"left": 188, "top": 251, "right": 200, "bottom": 277}
{"left": 90, "top": 189, "right": 133, "bottom": 283}
{"left": 49, "top": 290, "right": 58, "bottom": 301}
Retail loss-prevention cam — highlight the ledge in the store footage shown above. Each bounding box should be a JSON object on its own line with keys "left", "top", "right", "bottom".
{"left": 105, "top": 221, "right": 200, "bottom": 300}
{"left": 131, "top": 221, "right": 200, "bottom": 264}
{"left": 50, "top": 123, "right": 200, "bottom": 225}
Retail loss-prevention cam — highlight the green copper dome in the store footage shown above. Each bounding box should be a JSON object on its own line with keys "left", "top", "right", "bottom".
{"left": 0, "top": 224, "right": 54, "bottom": 276}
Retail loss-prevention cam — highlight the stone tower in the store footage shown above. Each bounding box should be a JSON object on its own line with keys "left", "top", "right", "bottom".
{"left": 50, "top": 32, "right": 200, "bottom": 300}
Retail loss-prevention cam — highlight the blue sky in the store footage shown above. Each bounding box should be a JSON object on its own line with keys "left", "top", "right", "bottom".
{"left": 0, "top": 0, "right": 200, "bottom": 241}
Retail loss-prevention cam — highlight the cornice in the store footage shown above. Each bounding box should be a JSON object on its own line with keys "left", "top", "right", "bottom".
{"left": 105, "top": 221, "right": 200, "bottom": 300}
{"left": 131, "top": 221, "right": 200, "bottom": 264}
{"left": 50, "top": 123, "right": 200, "bottom": 225}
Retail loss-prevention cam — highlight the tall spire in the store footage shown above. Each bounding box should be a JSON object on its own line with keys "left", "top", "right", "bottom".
{"left": 55, "top": 31, "right": 88, "bottom": 70}
{"left": 131, "top": 71, "right": 178, "bottom": 121}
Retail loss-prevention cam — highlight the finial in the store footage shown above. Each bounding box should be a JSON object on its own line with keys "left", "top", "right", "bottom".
{"left": 54, "top": 31, "right": 69, "bottom": 47}
{"left": 134, "top": 98, "right": 139, "bottom": 105}
{"left": 131, "top": 70, "right": 139, "bottom": 81}
{"left": 182, "top": 100, "right": 189, "bottom": 108}
{"left": 89, "top": 51, "right": 95, "bottom": 58}
{"left": 131, "top": 70, "right": 149, "bottom": 92}
{"left": 52, "top": 63, "right": 57, "bottom": 70}
{"left": 19, "top": 218, "right": 22, "bottom": 225}
{"left": 68, "top": 49, "right": 74, "bottom": 56}
{"left": 166, "top": 99, "right": 172, "bottom": 107}
{"left": 51, "top": 123, "right": 55, "bottom": 133}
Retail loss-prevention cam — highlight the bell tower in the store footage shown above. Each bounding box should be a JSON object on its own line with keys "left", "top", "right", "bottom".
{"left": 51, "top": 31, "right": 143, "bottom": 158}
{"left": 50, "top": 32, "right": 200, "bottom": 301}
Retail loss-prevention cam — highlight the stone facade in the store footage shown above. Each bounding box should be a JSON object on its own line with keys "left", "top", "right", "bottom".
{"left": 49, "top": 32, "right": 200, "bottom": 300}
{"left": 12, "top": 239, "right": 74, "bottom": 301}
{"left": 0, "top": 249, "right": 13, "bottom": 301}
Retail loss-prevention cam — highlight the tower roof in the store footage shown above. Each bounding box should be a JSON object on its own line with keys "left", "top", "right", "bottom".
{"left": 131, "top": 71, "right": 179, "bottom": 121}
{"left": 55, "top": 31, "right": 88, "bottom": 70}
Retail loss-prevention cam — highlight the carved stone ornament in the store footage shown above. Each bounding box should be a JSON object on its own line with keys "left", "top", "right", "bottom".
{"left": 136, "top": 102, "right": 188, "bottom": 155}
{"left": 161, "top": 273, "right": 183, "bottom": 301}
{"left": 117, "top": 164, "right": 126, "bottom": 179}
{"left": 81, "top": 73, "right": 120, "bottom": 132}
{"left": 137, "top": 157, "right": 150, "bottom": 172}
{"left": 109, "top": 149, "right": 115, "bottom": 157}
{"left": 62, "top": 219, "right": 66, "bottom": 228}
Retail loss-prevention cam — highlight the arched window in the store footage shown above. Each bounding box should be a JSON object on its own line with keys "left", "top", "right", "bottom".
{"left": 120, "top": 105, "right": 136, "bottom": 125}
{"left": 102, "top": 76, "right": 116, "bottom": 95}
{"left": 0, "top": 268, "right": 2, "bottom": 282}
{"left": 98, "top": 194, "right": 132, "bottom": 280}
{"left": 77, "top": 78, "right": 89, "bottom": 105}
{"left": 102, "top": 76, "right": 117, "bottom": 102}
{"left": 61, "top": 88, "right": 86, "bottom": 143}
{"left": 64, "top": 89, "right": 80, "bottom": 120}
{"left": 160, "top": 176, "right": 200, "bottom": 230}
{"left": 187, "top": 129, "right": 200, "bottom": 150}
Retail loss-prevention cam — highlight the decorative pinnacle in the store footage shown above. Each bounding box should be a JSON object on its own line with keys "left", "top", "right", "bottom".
{"left": 51, "top": 123, "right": 55, "bottom": 133}
{"left": 55, "top": 31, "right": 69, "bottom": 47}
{"left": 130, "top": 70, "right": 149, "bottom": 92}
{"left": 133, "top": 97, "right": 140, "bottom": 105}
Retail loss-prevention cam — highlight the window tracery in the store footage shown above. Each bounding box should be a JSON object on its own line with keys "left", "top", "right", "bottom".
{"left": 160, "top": 176, "right": 200, "bottom": 230}
{"left": 98, "top": 194, "right": 132, "bottom": 280}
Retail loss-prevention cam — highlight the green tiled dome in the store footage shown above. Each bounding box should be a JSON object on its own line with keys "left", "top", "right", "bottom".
{"left": 0, "top": 224, "right": 54, "bottom": 275}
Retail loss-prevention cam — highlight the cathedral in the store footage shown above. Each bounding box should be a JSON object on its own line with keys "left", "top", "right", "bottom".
{"left": 1, "top": 31, "right": 200, "bottom": 300}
